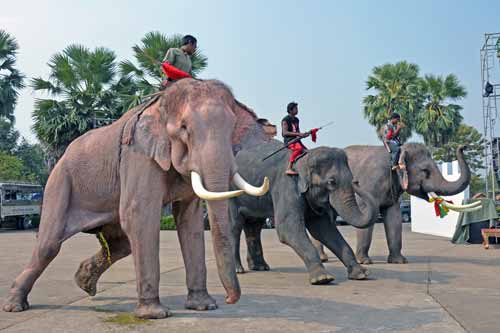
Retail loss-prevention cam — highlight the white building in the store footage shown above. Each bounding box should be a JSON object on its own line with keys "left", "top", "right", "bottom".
{"left": 410, "top": 161, "right": 468, "bottom": 238}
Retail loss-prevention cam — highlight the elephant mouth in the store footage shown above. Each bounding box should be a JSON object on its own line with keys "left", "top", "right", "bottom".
{"left": 412, "top": 184, "right": 430, "bottom": 201}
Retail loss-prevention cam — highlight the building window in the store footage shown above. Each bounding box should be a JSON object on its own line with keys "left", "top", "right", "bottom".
{"left": 447, "top": 163, "right": 453, "bottom": 175}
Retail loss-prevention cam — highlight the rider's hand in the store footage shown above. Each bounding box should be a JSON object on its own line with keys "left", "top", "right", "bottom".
{"left": 300, "top": 132, "right": 309, "bottom": 138}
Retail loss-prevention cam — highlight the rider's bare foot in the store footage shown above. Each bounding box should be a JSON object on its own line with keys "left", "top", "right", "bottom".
{"left": 286, "top": 169, "right": 298, "bottom": 175}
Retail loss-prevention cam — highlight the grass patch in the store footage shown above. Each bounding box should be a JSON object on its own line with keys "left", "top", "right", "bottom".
{"left": 102, "top": 312, "right": 151, "bottom": 326}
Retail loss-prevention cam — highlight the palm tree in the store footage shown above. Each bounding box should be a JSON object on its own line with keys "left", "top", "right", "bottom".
{"left": 415, "top": 74, "right": 466, "bottom": 147}
{"left": 118, "top": 32, "right": 208, "bottom": 110}
{"left": 363, "top": 61, "right": 422, "bottom": 143}
{"left": 31, "top": 45, "right": 118, "bottom": 162}
{"left": 0, "top": 30, "right": 25, "bottom": 122}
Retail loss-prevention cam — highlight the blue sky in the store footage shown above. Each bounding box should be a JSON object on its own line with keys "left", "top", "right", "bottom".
{"left": 2, "top": 0, "right": 500, "bottom": 148}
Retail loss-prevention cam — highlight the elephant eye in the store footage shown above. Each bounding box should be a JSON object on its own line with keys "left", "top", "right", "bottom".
{"left": 423, "top": 169, "right": 430, "bottom": 178}
{"left": 327, "top": 179, "right": 336, "bottom": 186}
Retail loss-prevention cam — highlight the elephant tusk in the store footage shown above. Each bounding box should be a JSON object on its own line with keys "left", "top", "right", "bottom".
{"left": 233, "top": 173, "right": 270, "bottom": 196}
{"left": 446, "top": 205, "right": 483, "bottom": 213}
{"left": 191, "top": 172, "right": 245, "bottom": 201}
{"left": 428, "top": 192, "right": 483, "bottom": 210}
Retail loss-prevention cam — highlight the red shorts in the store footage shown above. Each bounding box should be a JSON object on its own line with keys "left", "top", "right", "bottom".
{"left": 288, "top": 142, "right": 304, "bottom": 163}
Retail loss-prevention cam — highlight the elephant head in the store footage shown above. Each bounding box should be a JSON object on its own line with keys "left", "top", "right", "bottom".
{"left": 400, "top": 143, "right": 471, "bottom": 200}
{"left": 296, "top": 147, "right": 378, "bottom": 228}
{"left": 125, "top": 79, "right": 269, "bottom": 304}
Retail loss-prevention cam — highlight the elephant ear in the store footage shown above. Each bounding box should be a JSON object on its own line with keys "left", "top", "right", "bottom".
{"left": 297, "top": 157, "right": 311, "bottom": 194}
{"left": 122, "top": 98, "right": 171, "bottom": 171}
{"left": 231, "top": 99, "right": 273, "bottom": 155}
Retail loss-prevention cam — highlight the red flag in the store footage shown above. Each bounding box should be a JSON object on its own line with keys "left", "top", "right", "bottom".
{"left": 161, "top": 62, "right": 191, "bottom": 81}
{"left": 310, "top": 128, "right": 319, "bottom": 142}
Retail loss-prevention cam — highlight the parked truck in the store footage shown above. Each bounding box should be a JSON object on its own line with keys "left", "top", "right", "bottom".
{"left": 0, "top": 182, "right": 43, "bottom": 230}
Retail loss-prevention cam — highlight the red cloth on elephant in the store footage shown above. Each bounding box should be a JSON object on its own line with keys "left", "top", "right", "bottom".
{"left": 288, "top": 142, "right": 304, "bottom": 163}
{"left": 161, "top": 62, "right": 192, "bottom": 81}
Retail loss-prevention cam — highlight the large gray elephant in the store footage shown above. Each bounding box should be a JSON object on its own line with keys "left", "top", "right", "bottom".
{"left": 315, "top": 143, "right": 470, "bottom": 265}
{"left": 2, "top": 79, "right": 269, "bottom": 319}
{"left": 230, "top": 140, "right": 379, "bottom": 285}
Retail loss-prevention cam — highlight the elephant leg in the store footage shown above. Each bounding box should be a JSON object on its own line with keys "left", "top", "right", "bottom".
{"left": 3, "top": 222, "right": 65, "bottom": 312}
{"left": 3, "top": 176, "right": 74, "bottom": 312}
{"left": 384, "top": 203, "right": 407, "bottom": 264}
{"left": 244, "top": 219, "right": 270, "bottom": 271}
{"left": 306, "top": 216, "right": 369, "bottom": 280}
{"left": 173, "top": 197, "right": 217, "bottom": 311}
{"left": 229, "top": 205, "right": 245, "bottom": 274}
{"left": 119, "top": 164, "right": 169, "bottom": 319}
{"left": 74, "top": 223, "right": 131, "bottom": 296}
{"left": 311, "top": 237, "right": 329, "bottom": 262}
{"left": 274, "top": 200, "right": 334, "bottom": 285}
{"left": 356, "top": 224, "right": 375, "bottom": 265}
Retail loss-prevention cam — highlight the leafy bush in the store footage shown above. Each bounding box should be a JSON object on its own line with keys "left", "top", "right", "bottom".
{"left": 160, "top": 215, "right": 176, "bottom": 230}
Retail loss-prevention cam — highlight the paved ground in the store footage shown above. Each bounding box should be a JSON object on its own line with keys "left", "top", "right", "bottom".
{"left": 0, "top": 224, "right": 499, "bottom": 332}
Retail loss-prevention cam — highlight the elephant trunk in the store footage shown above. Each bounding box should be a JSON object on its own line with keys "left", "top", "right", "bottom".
{"left": 330, "top": 182, "right": 379, "bottom": 229}
{"left": 206, "top": 198, "right": 241, "bottom": 304}
{"left": 200, "top": 151, "right": 241, "bottom": 303}
{"left": 424, "top": 146, "right": 471, "bottom": 196}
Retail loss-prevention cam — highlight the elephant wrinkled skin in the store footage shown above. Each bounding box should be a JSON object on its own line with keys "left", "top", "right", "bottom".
{"left": 230, "top": 140, "right": 379, "bottom": 285}
{"left": 3, "top": 79, "right": 269, "bottom": 319}
{"left": 315, "top": 144, "right": 471, "bottom": 265}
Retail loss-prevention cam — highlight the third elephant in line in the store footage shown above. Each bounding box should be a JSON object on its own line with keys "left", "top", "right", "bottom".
{"left": 314, "top": 143, "right": 471, "bottom": 265}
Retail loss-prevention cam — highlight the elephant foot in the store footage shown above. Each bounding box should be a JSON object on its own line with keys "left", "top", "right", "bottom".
{"left": 74, "top": 259, "right": 100, "bottom": 296}
{"left": 309, "top": 266, "right": 335, "bottom": 285}
{"left": 236, "top": 262, "right": 245, "bottom": 274}
{"left": 3, "top": 292, "right": 29, "bottom": 312}
{"left": 248, "top": 262, "right": 270, "bottom": 271}
{"left": 320, "top": 253, "right": 329, "bottom": 262}
{"left": 356, "top": 255, "right": 373, "bottom": 265}
{"left": 348, "top": 265, "right": 370, "bottom": 280}
{"left": 185, "top": 290, "right": 218, "bottom": 311}
{"left": 135, "top": 299, "right": 171, "bottom": 319}
{"left": 387, "top": 254, "right": 408, "bottom": 264}
{"left": 248, "top": 256, "right": 270, "bottom": 271}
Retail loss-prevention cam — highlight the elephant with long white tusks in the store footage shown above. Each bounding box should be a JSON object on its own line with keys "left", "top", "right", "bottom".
{"left": 3, "top": 79, "right": 269, "bottom": 319}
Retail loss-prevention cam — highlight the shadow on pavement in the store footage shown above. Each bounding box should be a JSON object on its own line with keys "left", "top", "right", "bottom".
{"left": 48, "top": 293, "right": 446, "bottom": 332}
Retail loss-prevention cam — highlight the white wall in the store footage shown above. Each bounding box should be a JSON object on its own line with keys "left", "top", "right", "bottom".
{"left": 410, "top": 161, "right": 469, "bottom": 238}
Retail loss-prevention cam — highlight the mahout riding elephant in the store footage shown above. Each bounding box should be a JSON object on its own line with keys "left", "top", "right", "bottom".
{"left": 314, "top": 144, "right": 471, "bottom": 265}
{"left": 230, "top": 140, "right": 379, "bottom": 285}
{"left": 3, "top": 79, "right": 269, "bottom": 319}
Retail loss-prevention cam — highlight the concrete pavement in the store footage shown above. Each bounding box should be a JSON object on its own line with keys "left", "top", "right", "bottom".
{"left": 1, "top": 224, "right": 499, "bottom": 332}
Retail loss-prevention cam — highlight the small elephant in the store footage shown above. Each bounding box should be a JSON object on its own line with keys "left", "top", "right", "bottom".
{"left": 230, "top": 140, "right": 379, "bottom": 285}
{"left": 315, "top": 144, "right": 471, "bottom": 265}
{"left": 3, "top": 79, "right": 269, "bottom": 319}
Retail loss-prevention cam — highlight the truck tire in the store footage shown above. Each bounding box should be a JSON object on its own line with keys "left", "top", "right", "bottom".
{"left": 16, "top": 218, "right": 25, "bottom": 230}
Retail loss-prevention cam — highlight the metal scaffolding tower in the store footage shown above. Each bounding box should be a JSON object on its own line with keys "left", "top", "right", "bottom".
{"left": 480, "top": 33, "right": 500, "bottom": 197}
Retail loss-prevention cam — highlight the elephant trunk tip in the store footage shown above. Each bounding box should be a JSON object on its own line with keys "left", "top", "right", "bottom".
{"left": 225, "top": 290, "right": 241, "bottom": 304}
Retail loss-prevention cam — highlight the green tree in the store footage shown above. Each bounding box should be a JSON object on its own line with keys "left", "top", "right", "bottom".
{"left": 118, "top": 32, "right": 208, "bottom": 110}
{"left": 0, "top": 117, "right": 19, "bottom": 153}
{"left": 14, "top": 138, "right": 48, "bottom": 185}
{"left": 0, "top": 30, "right": 25, "bottom": 122}
{"left": 363, "top": 61, "right": 422, "bottom": 143}
{"left": 0, "top": 151, "right": 24, "bottom": 181}
{"left": 31, "top": 45, "right": 119, "bottom": 161}
{"left": 432, "top": 124, "right": 485, "bottom": 176}
{"left": 416, "top": 74, "right": 466, "bottom": 147}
